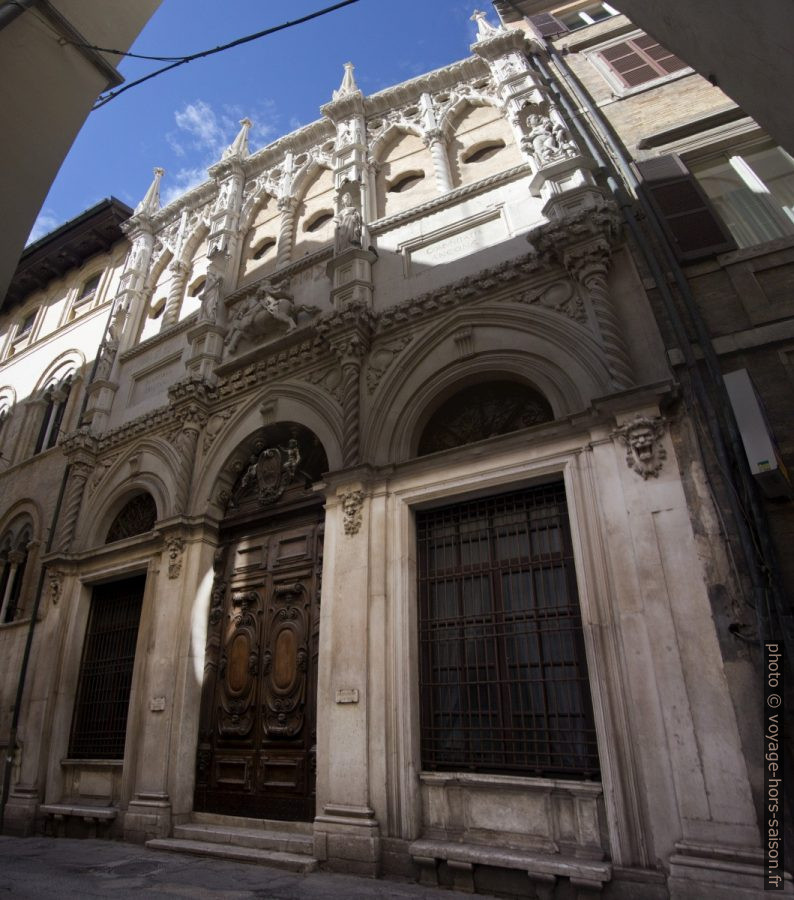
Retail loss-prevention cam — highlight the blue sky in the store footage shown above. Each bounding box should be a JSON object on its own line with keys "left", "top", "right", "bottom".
{"left": 29, "top": 0, "right": 487, "bottom": 242}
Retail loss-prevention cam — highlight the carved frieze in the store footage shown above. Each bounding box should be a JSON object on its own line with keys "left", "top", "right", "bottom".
{"left": 203, "top": 406, "right": 238, "bottom": 452}
{"left": 366, "top": 335, "right": 412, "bottom": 393}
{"left": 514, "top": 279, "right": 586, "bottom": 323}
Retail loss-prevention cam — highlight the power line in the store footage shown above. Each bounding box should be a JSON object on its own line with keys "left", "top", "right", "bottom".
{"left": 88, "top": 0, "right": 361, "bottom": 110}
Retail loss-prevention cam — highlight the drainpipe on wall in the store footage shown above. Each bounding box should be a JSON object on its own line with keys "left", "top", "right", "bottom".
{"left": 504, "top": 4, "right": 790, "bottom": 669}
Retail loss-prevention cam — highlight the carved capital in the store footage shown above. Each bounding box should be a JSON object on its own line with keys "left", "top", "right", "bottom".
{"left": 422, "top": 127, "right": 446, "bottom": 146}
{"left": 278, "top": 195, "right": 297, "bottom": 213}
{"left": 59, "top": 427, "right": 97, "bottom": 461}
{"left": 611, "top": 415, "right": 667, "bottom": 480}
{"left": 561, "top": 239, "right": 612, "bottom": 285}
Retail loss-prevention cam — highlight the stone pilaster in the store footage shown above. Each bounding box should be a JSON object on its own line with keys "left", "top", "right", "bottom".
{"left": 565, "top": 241, "right": 634, "bottom": 391}
{"left": 314, "top": 478, "right": 381, "bottom": 876}
{"left": 320, "top": 314, "right": 373, "bottom": 468}
{"left": 56, "top": 430, "right": 98, "bottom": 552}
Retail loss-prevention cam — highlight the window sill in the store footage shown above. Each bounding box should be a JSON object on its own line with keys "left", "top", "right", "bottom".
{"left": 60, "top": 758, "right": 124, "bottom": 767}
{"left": 0, "top": 616, "right": 33, "bottom": 631}
{"left": 419, "top": 771, "right": 602, "bottom": 793}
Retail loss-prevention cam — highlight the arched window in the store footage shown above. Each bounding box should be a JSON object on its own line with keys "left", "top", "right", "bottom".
{"left": 105, "top": 493, "right": 157, "bottom": 543}
{"left": 462, "top": 140, "right": 506, "bottom": 164}
{"left": 417, "top": 380, "right": 554, "bottom": 456}
{"left": 387, "top": 171, "right": 425, "bottom": 193}
{"left": 304, "top": 210, "right": 334, "bottom": 233}
{"left": 0, "top": 523, "right": 32, "bottom": 623}
{"left": 34, "top": 374, "right": 73, "bottom": 454}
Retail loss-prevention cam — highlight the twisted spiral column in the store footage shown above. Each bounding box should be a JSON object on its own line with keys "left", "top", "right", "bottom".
{"left": 340, "top": 359, "right": 361, "bottom": 467}
{"left": 424, "top": 129, "right": 454, "bottom": 194}
{"left": 161, "top": 260, "right": 189, "bottom": 329}
{"left": 57, "top": 462, "right": 92, "bottom": 552}
{"left": 569, "top": 248, "right": 634, "bottom": 391}
{"left": 173, "top": 407, "right": 204, "bottom": 513}
{"left": 276, "top": 197, "right": 297, "bottom": 269}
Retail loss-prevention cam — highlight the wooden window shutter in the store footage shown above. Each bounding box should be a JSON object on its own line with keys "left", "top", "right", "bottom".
{"left": 633, "top": 34, "right": 687, "bottom": 75}
{"left": 528, "top": 13, "right": 569, "bottom": 37}
{"left": 634, "top": 155, "right": 737, "bottom": 260}
{"left": 600, "top": 35, "right": 687, "bottom": 88}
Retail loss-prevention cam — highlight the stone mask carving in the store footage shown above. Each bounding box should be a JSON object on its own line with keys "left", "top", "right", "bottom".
{"left": 612, "top": 415, "right": 667, "bottom": 480}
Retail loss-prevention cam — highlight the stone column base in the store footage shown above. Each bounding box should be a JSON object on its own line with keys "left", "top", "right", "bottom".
{"left": 2, "top": 787, "right": 39, "bottom": 836}
{"left": 123, "top": 793, "right": 172, "bottom": 843}
{"left": 668, "top": 843, "right": 793, "bottom": 898}
{"left": 314, "top": 804, "right": 381, "bottom": 876}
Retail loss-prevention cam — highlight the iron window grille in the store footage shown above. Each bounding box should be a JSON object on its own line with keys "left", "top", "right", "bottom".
{"left": 68, "top": 575, "right": 145, "bottom": 760}
{"left": 417, "top": 482, "right": 600, "bottom": 778}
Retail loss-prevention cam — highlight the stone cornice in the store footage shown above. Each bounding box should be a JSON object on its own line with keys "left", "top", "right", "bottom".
{"left": 149, "top": 182, "right": 215, "bottom": 233}
{"left": 363, "top": 56, "right": 489, "bottom": 117}
{"left": 368, "top": 162, "right": 531, "bottom": 235}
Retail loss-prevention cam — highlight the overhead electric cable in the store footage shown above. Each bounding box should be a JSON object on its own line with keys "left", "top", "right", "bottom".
{"left": 87, "top": 0, "right": 360, "bottom": 110}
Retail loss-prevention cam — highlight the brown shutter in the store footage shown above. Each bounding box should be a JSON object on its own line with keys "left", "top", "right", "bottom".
{"left": 600, "top": 41, "right": 657, "bottom": 87}
{"left": 634, "top": 155, "right": 737, "bottom": 260}
{"left": 528, "top": 12, "right": 569, "bottom": 37}
{"left": 633, "top": 34, "right": 687, "bottom": 75}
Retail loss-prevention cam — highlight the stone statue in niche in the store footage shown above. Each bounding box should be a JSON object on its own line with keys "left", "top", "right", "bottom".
{"left": 612, "top": 414, "right": 668, "bottom": 480}
{"left": 225, "top": 284, "right": 317, "bottom": 355}
{"left": 94, "top": 334, "right": 118, "bottom": 381}
{"left": 335, "top": 191, "right": 363, "bottom": 254}
{"left": 524, "top": 113, "right": 578, "bottom": 165}
{"left": 198, "top": 270, "right": 223, "bottom": 324}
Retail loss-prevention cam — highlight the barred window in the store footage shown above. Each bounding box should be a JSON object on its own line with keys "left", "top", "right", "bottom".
{"left": 68, "top": 575, "right": 145, "bottom": 759}
{"left": 417, "top": 483, "right": 599, "bottom": 778}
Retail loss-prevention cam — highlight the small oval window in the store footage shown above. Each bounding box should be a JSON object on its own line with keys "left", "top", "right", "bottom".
{"left": 188, "top": 277, "right": 206, "bottom": 297}
{"left": 305, "top": 211, "right": 334, "bottom": 233}
{"left": 252, "top": 237, "right": 276, "bottom": 260}
{"left": 463, "top": 140, "right": 506, "bottom": 164}
{"left": 388, "top": 171, "right": 425, "bottom": 194}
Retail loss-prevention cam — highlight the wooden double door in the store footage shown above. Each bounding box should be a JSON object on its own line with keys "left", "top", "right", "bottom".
{"left": 194, "top": 505, "right": 323, "bottom": 821}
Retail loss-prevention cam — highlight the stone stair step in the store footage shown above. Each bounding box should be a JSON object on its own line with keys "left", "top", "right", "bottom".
{"left": 146, "top": 837, "right": 318, "bottom": 873}
{"left": 173, "top": 822, "right": 314, "bottom": 855}
{"left": 190, "top": 811, "right": 313, "bottom": 835}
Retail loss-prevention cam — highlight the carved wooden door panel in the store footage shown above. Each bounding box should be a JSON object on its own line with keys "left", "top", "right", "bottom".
{"left": 195, "top": 511, "right": 323, "bottom": 821}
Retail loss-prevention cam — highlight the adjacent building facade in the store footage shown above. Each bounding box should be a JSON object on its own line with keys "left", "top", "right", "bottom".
{"left": 0, "top": 4, "right": 791, "bottom": 898}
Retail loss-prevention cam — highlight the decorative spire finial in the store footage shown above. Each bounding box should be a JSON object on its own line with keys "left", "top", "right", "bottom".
{"left": 223, "top": 118, "right": 252, "bottom": 160}
{"left": 333, "top": 62, "right": 359, "bottom": 100}
{"left": 135, "top": 167, "right": 164, "bottom": 215}
{"left": 471, "top": 9, "right": 499, "bottom": 40}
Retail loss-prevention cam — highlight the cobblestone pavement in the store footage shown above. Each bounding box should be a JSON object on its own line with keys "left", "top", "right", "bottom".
{"left": 0, "top": 836, "right": 496, "bottom": 899}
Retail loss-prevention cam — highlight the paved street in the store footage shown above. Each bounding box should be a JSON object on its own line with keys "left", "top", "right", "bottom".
{"left": 0, "top": 836, "right": 493, "bottom": 899}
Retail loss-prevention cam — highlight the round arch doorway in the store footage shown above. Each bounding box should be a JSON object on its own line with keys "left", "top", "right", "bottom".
{"left": 194, "top": 423, "right": 327, "bottom": 822}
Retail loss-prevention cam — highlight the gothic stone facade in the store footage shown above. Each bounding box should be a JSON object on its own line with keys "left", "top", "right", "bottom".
{"left": 0, "top": 14, "right": 781, "bottom": 900}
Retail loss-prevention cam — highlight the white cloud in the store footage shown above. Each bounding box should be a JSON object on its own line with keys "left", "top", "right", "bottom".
{"left": 162, "top": 166, "right": 209, "bottom": 206}
{"left": 26, "top": 209, "right": 61, "bottom": 245}
{"left": 157, "top": 98, "right": 283, "bottom": 206}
